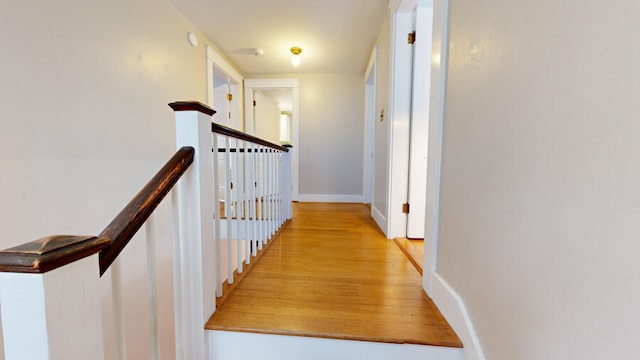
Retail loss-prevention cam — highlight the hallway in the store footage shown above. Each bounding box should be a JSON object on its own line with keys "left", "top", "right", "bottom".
{"left": 206, "top": 202, "right": 461, "bottom": 348}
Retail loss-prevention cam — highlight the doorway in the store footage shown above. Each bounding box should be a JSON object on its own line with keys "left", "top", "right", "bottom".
{"left": 244, "top": 79, "right": 300, "bottom": 202}
{"left": 406, "top": 5, "right": 434, "bottom": 239}
{"left": 387, "top": 0, "right": 449, "bottom": 295}
{"left": 206, "top": 45, "right": 244, "bottom": 130}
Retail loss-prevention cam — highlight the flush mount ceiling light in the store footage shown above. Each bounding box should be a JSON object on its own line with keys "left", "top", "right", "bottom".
{"left": 290, "top": 47, "right": 302, "bottom": 68}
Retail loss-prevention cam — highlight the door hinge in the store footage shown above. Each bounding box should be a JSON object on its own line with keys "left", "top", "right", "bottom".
{"left": 227, "top": 93, "right": 233, "bottom": 101}
{"left": 402, "top": 202, "right": 410, "bottom": 214}
{"left": 230, "top": 182, "right": 233, "bottom": 190}
{"left": 253, "top": 100, "right": 256, "bottom": 106}
{"left": 408, "top": 31, "right": 416, "bottom": 45}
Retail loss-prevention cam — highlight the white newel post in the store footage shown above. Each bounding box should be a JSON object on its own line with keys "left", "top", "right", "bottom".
{"left": 282, "top": 147, "right": 293, "bottom": 220}
{"left": 169, "top": 102, "right": 216, "bottom": 360}
{"left": 0, "top": 235, "right": 107, "bottom": 360}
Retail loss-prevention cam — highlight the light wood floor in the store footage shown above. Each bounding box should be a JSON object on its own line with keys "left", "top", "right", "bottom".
{"left": 206, "top": 202, "right": 462, "bottom": 348}
{"left": 394, "top": 237, "right": 425, "bottom": 275}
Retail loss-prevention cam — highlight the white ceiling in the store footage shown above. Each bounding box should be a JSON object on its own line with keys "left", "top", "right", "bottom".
{"left": 168, "top": 0, "right": 389, "bottom": 75}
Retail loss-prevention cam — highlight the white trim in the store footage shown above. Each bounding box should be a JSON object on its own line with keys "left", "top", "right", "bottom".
{"left": 371, "top": 205, "right": 388, "bottom": 235}
{"left": 432, "top": 273, "right": 486, "bottom": 360}
{"left": 386, "top": 10, "right": 413, "bottom": 239}
{"left": 209, "top": 330, "right": 460, "bottom": 360}
{"left": 297, "top": 194, "right": 363, "bottom": 203}
{"left": 363, "top": 46, "right": 378, "bottom": 205}
{"left": 422, "top": 0, "right": 451, "bottom": 295}
{"left": 364, "top": 47, "right": 378, "bottom": 82}
{"left": 206, "top": 45, "right": 244, "bottom": 130}
{"left": 205, "top": 45, "right": 243, "bottom": 85}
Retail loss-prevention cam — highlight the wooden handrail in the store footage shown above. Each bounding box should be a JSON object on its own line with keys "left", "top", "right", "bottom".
{"left": 168, "top": 101, "right": 216, "bottom": 116}
{"left": 98, "top": 146, "right": 194, "bottom": 275}
{"left": 168, "top": 101, "right": 288, "bottom": 152}
{"left": 0, "top": 235, "right": 109, "bottom": 273}
{"left": 212, "top": 123, "right": 289, "bottom": 152}
{"left": 0, "top": 147, "right": 194, "bottom": 275}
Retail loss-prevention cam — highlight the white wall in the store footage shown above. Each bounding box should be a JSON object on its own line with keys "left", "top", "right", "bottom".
{"left": 248, "top": 73, "right": 365, "bottom": 202}
{"left": 437, "top": 0, "right": 640, "bottom": 359}
{"left": 297, "top": 73, "right": 364, "bottom": 202}
{"left": 0, "top": 0, "right": 227, "bottom": 358}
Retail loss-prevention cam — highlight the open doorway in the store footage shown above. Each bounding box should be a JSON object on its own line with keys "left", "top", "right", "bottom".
{"left": 251, "top": 88, "right": 293, "bottom": 145}
{"left": 386, "top": 2, "right": 434, "bottom": 239}
{"left": 206, "top": 45, "right": 244, "bottom": 130}
{"left": 406, "top": 5, "right": 434, "bottom": 239}
{"left": 244, "top": 79, "right": 300, "bottom": 201}
{"left": 386, "top": 0, "right": 450, "bottom": 295}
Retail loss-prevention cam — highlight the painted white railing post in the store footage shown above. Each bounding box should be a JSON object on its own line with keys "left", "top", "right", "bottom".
{"left": 0, "top": 236, "right": 107, "bottom": 360}
{"left": 169, "top": 102, "right": 216, "bottom": 360}
{"left": 282, "top": 147, "right": 293, "bottom": 220}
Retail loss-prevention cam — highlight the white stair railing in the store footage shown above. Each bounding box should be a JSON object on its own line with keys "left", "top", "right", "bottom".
{"left": 0, "top": 144, "right": 195, "bottom": 360}
{"left": 210, "top": 122, "right": 291, "bottom": 292}
{"left": 0, "top": 101, "right": 291, "bottom": 360}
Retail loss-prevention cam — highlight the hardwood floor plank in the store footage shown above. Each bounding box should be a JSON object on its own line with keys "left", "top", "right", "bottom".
{"left": 206, "top": 202, "right": 462, "bottom": 348}
{"left": 393, "top": 237, "right": 426, "bottom": 275}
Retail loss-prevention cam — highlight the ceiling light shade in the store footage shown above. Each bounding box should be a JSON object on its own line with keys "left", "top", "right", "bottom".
{"left": 290, "top": 47, "right": 302, "bottom": 68}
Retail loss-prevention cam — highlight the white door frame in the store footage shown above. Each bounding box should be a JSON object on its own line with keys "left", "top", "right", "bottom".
{"left": 244, "top": 78, "right": 300, "bottom": 202}
{"left": 387, "top": 0, "right": 449, "bottom": 296}
{"left": 422, "top": 0, "right": 451, "bottom": 295}
{"left": 363, "top": 47, "right": 378, "bottom": 205}
{"left": 386, "top": 4, "right": 415, "bottom": 239}
{"left": 206, "top": 45, "right": 244, "bottom": 130}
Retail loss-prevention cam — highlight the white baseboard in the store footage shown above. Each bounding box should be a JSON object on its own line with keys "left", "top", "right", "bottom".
{"left": 431, "top": 272, "right": 486, "bottom": 360}
{"left": 209, "top": 330, "right": 460, "bottom": 360}
{"left": 371, "top": 205, "right": 388, "bottom": 237}
{"left": 297, "top": 194, "right": 363, "bottom": 203}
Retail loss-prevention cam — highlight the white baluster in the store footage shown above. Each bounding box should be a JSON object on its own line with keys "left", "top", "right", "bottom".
{"left": 276, "top": 150, "right": 282, "bottom": 228}
{"left": 112, "top": 257, "right": 127, "bottom": 360}
{"left": 234, "top": 139, "right": 243, "bottom": 273}
{"left": 257, "top": 145, "right": 264, "bottom": 250}
{"left": 268, "top": 149, "right": 272, "bottom": 234}
{"left": 170, "top": 189, "right": 185, "bottom": 359}
{"left": 145, "top": 215, "right": 160, "bottom": 360}
{"left": 212, "top": 133, "right": 222, "bottom": 297}
{"left": 282, "top": 149, "right": 292, "bottom": 220}
{"left": 224, "top": 136, "right": 233, "bottom": 284}
{"left": 243, "top": 140, "right": 252, "bottom": 264}
{"left": 265, "top": 147, "right": 273, "bottom": 240}
{"left": 251, "top": 143, "right": 259, "bottom": 257}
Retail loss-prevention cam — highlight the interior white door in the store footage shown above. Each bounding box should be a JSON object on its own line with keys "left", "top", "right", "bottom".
{"left": 406, "top": 5, "right": 434, "bottom": 239}
{"left": 212, "top": 71, "right": 229, "bottom": 126}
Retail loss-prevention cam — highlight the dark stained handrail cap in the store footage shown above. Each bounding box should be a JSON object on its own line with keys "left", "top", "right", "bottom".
{"left": 168, "top": 101, "right": 216, "bottom": 116}
{"left": 0, "top": 235, "right": 109, "bottom": 274}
